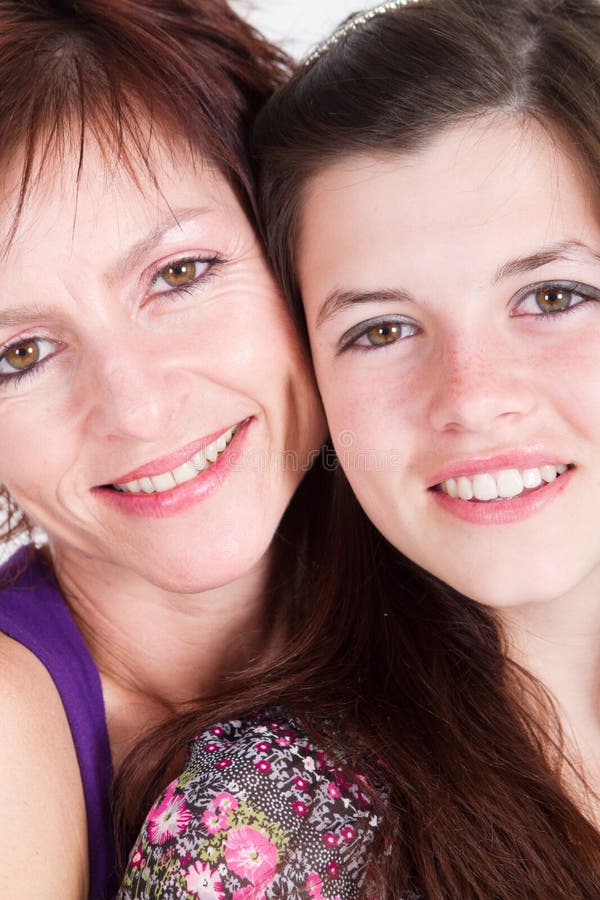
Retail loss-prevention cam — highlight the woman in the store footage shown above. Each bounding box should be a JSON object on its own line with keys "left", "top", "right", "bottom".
{"left": 252, "top": 0, "right": 600, "bottom": 895}
{"left": 0, "top": 1, "right": 325, "bottom": 897}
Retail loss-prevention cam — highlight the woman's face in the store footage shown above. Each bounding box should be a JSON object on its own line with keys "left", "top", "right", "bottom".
{"left": 0, "top": 138, "right": 323, "bottom": 592}
{"left": 298, "top": 116, "right": 600, "bottom": 609}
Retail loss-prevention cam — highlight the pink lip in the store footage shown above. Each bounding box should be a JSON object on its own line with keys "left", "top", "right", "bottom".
{"left": 109, "top": 421, "right": 246, "bottom": 485}
{"left": 432, "top": 466, "right": 573, "bottom": 525}
{"left": 429, "top": 447, "right": 571, "bottom": 487}
{"left": 93, "top": 419, "right": 251, "bottom": 517}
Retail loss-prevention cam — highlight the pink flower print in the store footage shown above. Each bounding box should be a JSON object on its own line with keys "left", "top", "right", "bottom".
{"left": 216, "top": 758, "right": 232, "bottom": 770}
{"left": 341, "top": 825, "right": 356, "bottom": 844}
{"left": 201, "top": 808, "right": 229, "bottom": 835}
{"left": 254, "top": 760, "right": 271, "bottom": 774}
{"left": 294, "top": 776, "right": 308, "bottom": 791}
{"left": 210, "top": 726, "right": 225, "bottom": 737}
{"left": 276, "top": 736, "right": 290, "bottom": 747}
{"left": 326, "top": 861, "right": 341, "bottom": 879}
{"left": 322, "top": 832, "right": 339, "bottom": 848}
{"left": 213, "top": 792, "right": 239, "bottom": 813}
{"left": 129, "top": 843, "right": 144, "bottom": 868}
{"left": 291, "top": 801, "right": 309, "bottom": 817}
{"left": 233, "top": 887, "right": 266, "bottom": 900}
{"left": 255, "top": 741, "right": 270, "bottom": 753}
{"left": 205, "top": 742, "right": 219, "bottom": 753}
{"left": 327, "top": 782, "right": 341, "bottom": 799}
{"left": 306, "top": 873, "right": 325, "bottom": 899}
{"left": 225, "top": 826, "right": 278, "bottom": 886}
{"left": 185, "top": 861, "right": 226, "bottom": 899}
{"left": 357, "top": 790, "right": 371, "bottom": 808}
{"left": 147, "top": 781, "right": 192, "bottom": 845}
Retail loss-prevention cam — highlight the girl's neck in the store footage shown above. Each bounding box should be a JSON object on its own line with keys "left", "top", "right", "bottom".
{"left": 498, "top": 571, "right": 600, "bottom": 799}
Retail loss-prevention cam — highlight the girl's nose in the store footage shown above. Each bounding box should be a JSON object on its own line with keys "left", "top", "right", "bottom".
{"left": 426, "top": 334, "right": 537, "bottom": 436}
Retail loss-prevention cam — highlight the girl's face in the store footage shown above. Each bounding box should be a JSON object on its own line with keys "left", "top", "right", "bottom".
{"left": 298, "top": 116, "right": 600, "bottom": 609}
{"left": 0, "top": 137, "right": 323, "bottom": 592}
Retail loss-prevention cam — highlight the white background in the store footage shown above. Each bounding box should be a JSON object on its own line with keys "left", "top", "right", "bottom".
{"left": 232, "top": 0, "right": 362, "bottom": 59}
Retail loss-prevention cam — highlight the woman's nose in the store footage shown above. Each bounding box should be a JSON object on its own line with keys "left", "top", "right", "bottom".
{"left": 84, "top": 335, "right": 187, "bottom": 442}
{"left": 426, "top": 334, "right": 537, "bottom": 435}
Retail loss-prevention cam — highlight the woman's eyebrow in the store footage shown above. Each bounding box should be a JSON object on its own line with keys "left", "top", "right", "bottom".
{"left": 317, "top": 288, "right": 414, "bottom": 328}
{"left": 493, "top": 239, "right": 600, "bottom": 284}
{"left": 0, "top": 304, "right": 59, "bottom": 328}
{"left": 104, "top": 205, "right": 214, "bottom": 286}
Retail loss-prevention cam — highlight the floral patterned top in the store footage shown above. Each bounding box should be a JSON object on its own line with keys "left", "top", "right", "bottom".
{"left": 118, "top": 708, "right": 379, "bottom": 900}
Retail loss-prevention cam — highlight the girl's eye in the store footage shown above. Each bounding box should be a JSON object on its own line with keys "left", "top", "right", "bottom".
{"left": 0, "top": 337, "right": 57, "bottom": 376}
{"left": 149, "top": 257, "right": 214, "bottom": 295}
{"left": 514, "top": 281, "right": 600, "bottom": 316}
{"left": 341, "top": 317, "right": 419, "bottom": 352}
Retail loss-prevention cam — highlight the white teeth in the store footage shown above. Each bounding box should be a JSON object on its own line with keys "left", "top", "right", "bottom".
{"left": 472, "top": 473, "right": 498, "bottom": 501}
{"left": 151, "top": 472, "right": 176, "bottom": 492}
{"left": 445, "top": 477, "right": 458, "bottom": 498}
{"left": 191, "top": 450, "right": 208, "bottom": 472}
{"left": 114, "top": 426, "right": 237, "bottom": 495}
{"left": 457, "top": 476, "right": 474, "bottom": 501}
{"left": 522, "top": 468, "right": 542, "bottom": 489}
{"left": 171, "top": 460, "right": 198, "bottom": 486}
{"left": 439, "top": 463, "right": 569, "bottom": 502}
{"left": 205, "top": 443, "right": 219, "bottom": 464}
{"left": 496, "top": 468, "right": 523, "bottom": 499}
{"left": 540, "top": 465, "right": 557, "bottom": 483}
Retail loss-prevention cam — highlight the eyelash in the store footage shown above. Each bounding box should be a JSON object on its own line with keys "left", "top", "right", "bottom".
{"left": 511, "top": 280, "right": 600, "bottom": 318}
{"left": 0, "top": 254, "right": 225, "bottom": 388}
{"left": 147, "top": 253, "right": 224, "bottom": 302}
{"left": 0, "top": 335, "right": 60, "bottom": 388}
{"left": 338, "top": 316, "right": 419, "bottom": 354}
{"left": 338, "top": 280, "right": 600, "bottom": 354}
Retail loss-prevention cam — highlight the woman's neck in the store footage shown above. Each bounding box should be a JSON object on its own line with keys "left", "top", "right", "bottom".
{"left": 48, "top": 541, "right": 273, "bottom": 767}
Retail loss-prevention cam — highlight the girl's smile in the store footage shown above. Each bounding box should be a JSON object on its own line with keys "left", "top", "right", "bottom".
{"left": 298, "top": 115, "right": 600, "bottom": 609}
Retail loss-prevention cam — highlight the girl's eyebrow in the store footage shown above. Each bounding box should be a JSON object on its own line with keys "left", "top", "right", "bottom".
{"left": 317, "top": 288, "right": 414, "bottom": 328}
{"left": 317, "top": 240, "right": 600, "bottom": 328}
{"left": 493, "top": 239, "right": 600, "bottom": 284}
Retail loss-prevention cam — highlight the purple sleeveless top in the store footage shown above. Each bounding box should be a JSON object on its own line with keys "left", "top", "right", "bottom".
{"left": 0, "top": 546, "right": 116, "bottom": 899}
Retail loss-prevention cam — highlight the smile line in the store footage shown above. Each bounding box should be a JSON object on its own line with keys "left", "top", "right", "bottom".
{"left": 435, "top": 462, "right": 572, "bottom": 502}
{"left": 108, "top": 425, "right": 238, "bottom": 495}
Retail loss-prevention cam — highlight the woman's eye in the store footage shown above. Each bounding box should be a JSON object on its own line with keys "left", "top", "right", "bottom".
{"left": 344, "top": 318, "right": 419, "bottom": 351}
{"left": 515, "top": 282, "right": 600, "bottom": 316}
{"left": 149, "top": 257, "right": 212, "bottom": 295}
{"left": 0, "top": 337, "right": 57, "bottom": 376}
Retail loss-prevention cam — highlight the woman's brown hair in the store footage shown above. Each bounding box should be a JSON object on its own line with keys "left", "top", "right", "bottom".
{"left": 0, "top": 0, "right": 290, "bottom": 550}
{"left": 251, "top": 0, "right": 600, "bottom": 896}
{"left": 0, "top": 0, "right": 333, "bottom": 866}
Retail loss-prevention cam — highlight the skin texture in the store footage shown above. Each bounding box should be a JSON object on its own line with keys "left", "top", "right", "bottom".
{"left": 0, "top": 136, "right": 323, "bottom": 897}
{"left": 297, "top": 117, "right": 600, "bottom": 793}
{"left": 298, "top": 116, "right": 600, "bottom": 612}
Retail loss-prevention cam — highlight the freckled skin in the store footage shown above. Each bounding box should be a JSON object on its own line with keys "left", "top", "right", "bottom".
{"left": 298, "top": 116, "right": 600, "bottom": 611}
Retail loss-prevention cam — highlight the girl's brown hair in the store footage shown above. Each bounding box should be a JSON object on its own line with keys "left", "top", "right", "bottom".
{"left": 252, "top": 0, "right": 600, "bottom": 896}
